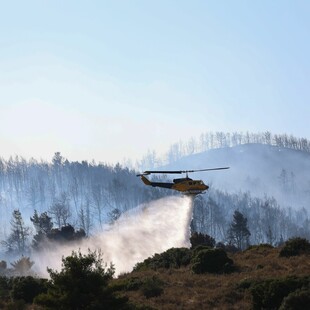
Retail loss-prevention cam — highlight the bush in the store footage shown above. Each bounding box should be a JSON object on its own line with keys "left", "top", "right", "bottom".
{"left": 0, "top": 276, "right": 12, "bottom": 301}
{"left": 134, "top": 248, "right": 192, "bottom": 271}
{"left": 280, "top": 288, "right": 310, "bottom": 310}
{"left": 11, "top": 276, "right": 48, "bottom": 303}
{"left": 279, "top": 237, "right": 310, "bottom": 257}
{"left": 34, "top": 250, "right": 129, "bottom": 310}
{"left": 141, "top": 276, "right": 164, "bottom": 299}
{"left": 191, "top": 248, "right": 233, "bottom": 274}
{"left": 190, "top": 232, "right": 215, "bottom": 249}
{"left": 111, "top": 277, "right": 143, "bottom": 292}
{"left": 250, "top": 276, "right": 310, "bottom": 310}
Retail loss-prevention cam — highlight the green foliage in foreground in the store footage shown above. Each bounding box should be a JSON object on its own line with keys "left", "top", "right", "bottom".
{"left": 133, "top": 246, "right": 235, "bottom": 275}
{"left": 280, "top": 288, "right": 310, "bottom": 310}
{"left": 141, "top": 276, "right": 164, "bottom": 299}
{"left": 250, "top": 276, "right": 310, "bottom": 310}
{"left": 134, "top": 247, "right": 192, "bottom": 271}
{"left": 191, "top": 248, "right": 234, "bottom": 274}
{"left": 34, "top": 250, "right": 129, "bottom": 310}
{"left": 11, "top": 276, "right": 48, "bottom": 303}
{"left": 279, "top": 237, "right": 310, "bottom": 257}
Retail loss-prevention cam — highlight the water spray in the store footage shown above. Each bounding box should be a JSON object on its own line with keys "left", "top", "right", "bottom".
{"left": 33, "top": 195, "right": 194, "bottom": 277}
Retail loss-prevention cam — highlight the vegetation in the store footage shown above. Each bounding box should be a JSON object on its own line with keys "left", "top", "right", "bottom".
{"left": 279, "top": 237, "right": 310, "bottom": 257}
{"left": 0, "top": 243, "right": 308, "bottom": 309}
{"left": 190, "top": 232, "right": 215, "bottom": 249}
{"left": 140, "top": 276, "right": 164, "bottom": 299}
{"left": 250, "top": 276, "right": 310, "bottom": 309}
{"left": 118, "top": 244, "right": 310, "bottom": 309}
{"left": 0, "top": 147, "right": 310, "bottom": 256}
{"left": 191, "top": 248, "right": 234, "bottom": 274}
{"left": 280, "top": 288, "right": 310, "bottom": 310}
{"left": 34, "top": 250, "right": 129, "bottom": 310}
{"left": 0, "top": 133, "right": 309, "bottom": 308}
{"left": 227, "top": 210, "right": 251, "bottom": 250}
{"left": 134, "top": 248, "right": 192, "bottom": 271}
{"left": 141, "top": 131, "right": 310, "bottom": 168}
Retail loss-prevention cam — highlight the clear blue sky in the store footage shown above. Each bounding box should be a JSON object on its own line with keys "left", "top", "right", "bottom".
{"left": 0, "top": 0, "right": 309, "bottom": 163}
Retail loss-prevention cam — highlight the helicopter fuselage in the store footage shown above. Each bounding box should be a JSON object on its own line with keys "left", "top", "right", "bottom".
{"left": 140, "top": 175, "right": 209, "bottom": 195}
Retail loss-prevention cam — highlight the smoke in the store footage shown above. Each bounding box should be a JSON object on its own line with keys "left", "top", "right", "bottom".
{"left": 33, "top": 195, "right": 194, "bottom": 277}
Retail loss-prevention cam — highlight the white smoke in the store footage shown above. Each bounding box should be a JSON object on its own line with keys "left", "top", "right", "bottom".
{"left": 33, "top": 195, "right": 194, "bottom": 277}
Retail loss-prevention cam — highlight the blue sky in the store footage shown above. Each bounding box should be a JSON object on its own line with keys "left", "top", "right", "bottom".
{"left": 0, "top": 1, "right": 309, "bottom": 163}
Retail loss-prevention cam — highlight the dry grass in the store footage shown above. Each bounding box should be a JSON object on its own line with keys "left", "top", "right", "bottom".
{"left": 115, "top": 247, "right": 310, "bottom": 309}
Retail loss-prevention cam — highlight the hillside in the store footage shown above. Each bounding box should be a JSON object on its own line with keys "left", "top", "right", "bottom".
{"left": 162, "top": 143, "right": 310, "bottom": 208}
{"left": 113, "top": 244, "right": 310, "bottom": 310}
{"left": 1, "top": 240, "right": 309, "bottom": 309}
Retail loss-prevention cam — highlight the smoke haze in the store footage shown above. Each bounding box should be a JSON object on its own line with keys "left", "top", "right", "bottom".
{"left": 33, "top": 196, "right": 194, "bottom": 277}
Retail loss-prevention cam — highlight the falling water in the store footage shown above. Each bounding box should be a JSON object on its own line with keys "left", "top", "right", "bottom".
{"left": 33, "top": 195, "right": 194, "bottom": 277}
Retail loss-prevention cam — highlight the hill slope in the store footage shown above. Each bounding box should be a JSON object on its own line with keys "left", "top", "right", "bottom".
{"left": 162, "top": 143, "right": 310, "bottom": 209}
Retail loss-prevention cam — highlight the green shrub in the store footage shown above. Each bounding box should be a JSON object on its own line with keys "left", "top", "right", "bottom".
{"left": 111, "top": 277, "right": 143, "bottom": 292}
{"left": 141, "top": 276, "right": 164, "bottom": 299}
{"left": 280, "top": 288, "right": 310, "bottom": 310}
{"left": 134, "top": 248, "right": 192, "bottom": 271}
{"left": 191, "top": 248, "right": 233, "bottom": 274}
{"left": 34, "top": 250, "right": 129, "bottom": 310}
{"left": 250, "top": 276, "right": 310, "bottom": 310}
{"left": 279, "top": 237, "right": 310, "bottom": 257}
{"left": 11, "top": 276, "right": 48, "bottom": 303}
{"left": 0, "top": 276, "right": 12, "bottom": 301}
{"left": 192, "top": 245, "right": 212, "bottom": 256}
{"left": 190, "top": 232, "right": 215, "bottom": 249}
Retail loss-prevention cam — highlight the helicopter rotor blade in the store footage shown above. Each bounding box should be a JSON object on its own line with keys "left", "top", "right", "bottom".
{"left": 182, "top": 167, "right": 230, "bottom": 173}
{"left": 143, "top": 170, "right": 184, "bottom": 174}
{"left": 140, "top": 167, "right": 230, "bottom": 175}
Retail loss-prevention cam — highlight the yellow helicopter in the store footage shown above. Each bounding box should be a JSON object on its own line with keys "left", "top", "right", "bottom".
{"left": 136, "top": 167, "right": 229, "bottom": 195}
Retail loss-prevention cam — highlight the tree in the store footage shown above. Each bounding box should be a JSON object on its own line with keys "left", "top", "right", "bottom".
{"left": 108, "top": 208, "right": 121, "bottom": 225}
{"left": 49, "top": 193, "right": 71, "bottom": 228}
{"left": 78, "top": 198, "right": 92, "bottom": 236}
{"left": 11, "top": 256, "right": 34, "bottom": 276}
{"left": 47, "top": 225, "right": 86, "bottom": 243}
{"left": 3, "top": 210, "right": 30, "bottom": 254}
{"left": 227, "top": 210, "right": 251, "bottom": 250}
{"left": 34, "top": 250, "right": 128, "bottom": 309}
{"left": 30, "top": 210, "right": 53, "bottom": 249}
{"left": 31, "top": 210, "right": 53, "bottom": 235}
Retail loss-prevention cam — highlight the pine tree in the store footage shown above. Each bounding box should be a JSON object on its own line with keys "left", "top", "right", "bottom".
{"left": 227, "top": 210, "right": 251, "bottom": 250}
{"left": 30, "top": 210, "right": 53, "bottom": 249}
{"left": 4, "top": 210, "right": 30, "bottom": 254}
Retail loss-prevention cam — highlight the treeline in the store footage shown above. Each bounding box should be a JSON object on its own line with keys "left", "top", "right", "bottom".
{"left": 0, "top": 152, "right": 166, "bottom": 238}
{"left": 0, "top": 150, "right": 309, "bottom": 253}
{"left": 192, "top": 189, "right": 310, "bottom": 247}
{"left": 138, "top": 131, "right": 310, "bottom": 168}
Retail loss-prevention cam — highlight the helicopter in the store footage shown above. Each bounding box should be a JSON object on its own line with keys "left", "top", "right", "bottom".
{"left": 136, "top": 167, "right": 229, "bottom": 195}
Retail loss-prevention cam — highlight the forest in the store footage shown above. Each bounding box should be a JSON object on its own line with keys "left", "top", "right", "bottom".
{"left": 0, "top": 132, "right": 309, "bottom": 258}
{"left": 0, "top": 131, "right": 309, "bottom": 309}
{"left": 138, "top": 131, "right": 310, "bottom": 169}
